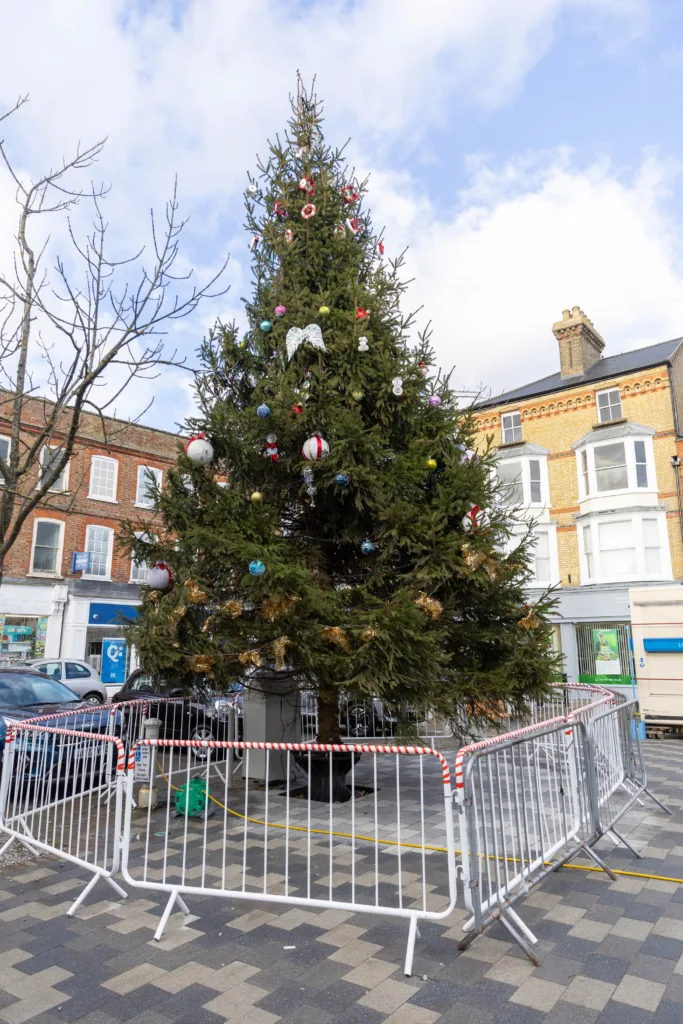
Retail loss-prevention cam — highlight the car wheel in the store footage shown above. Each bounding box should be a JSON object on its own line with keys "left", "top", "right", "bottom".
{"left": 189, "top": 723, "right": 216, "bottom": 761}
{"left": 83, "top": 692, "right": 104, "bottom": 705}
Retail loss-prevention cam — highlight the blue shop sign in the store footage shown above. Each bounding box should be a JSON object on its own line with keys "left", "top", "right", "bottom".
{"left": 101, "top": 638, "right": 128, "bottom": 684}
{"left": 88, "top": 602, "right": 139, "bottom": 625}
{"left": 643, "top": 638, "right": 683, "bottom": 653}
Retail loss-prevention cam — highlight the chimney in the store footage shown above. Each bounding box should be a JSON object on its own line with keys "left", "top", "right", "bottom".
{"left": 552, "top": 306, "right": 605, "bottom": 378}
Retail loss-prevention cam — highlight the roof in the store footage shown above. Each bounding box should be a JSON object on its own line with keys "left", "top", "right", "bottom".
{"left": 572, "top": 421, "right": 656, "bottom": 450}
{"left": 477, "top": 337, "right": 683, "bottom": 410}
{"left": 496, "top": 442, "right": 550, "bottom": 460}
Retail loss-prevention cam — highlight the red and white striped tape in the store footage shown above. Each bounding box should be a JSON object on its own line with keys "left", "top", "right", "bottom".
{"left": 7, "top": 722, "right": 126, "bottom": 773}
{"left": 127, "top": 738, "right": 452, "bottom": 786}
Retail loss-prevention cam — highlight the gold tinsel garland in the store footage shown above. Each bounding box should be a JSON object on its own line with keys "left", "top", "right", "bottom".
{"left": 239, "top": 650, "right": 263, "bottom": 668}
{"left": 322, "top": 626, "right": 351, "bottom": 651}
{"left": 517, "top": 605, "right": 542, "bottom": 631}
{"left": 361, "top": 626, "right": 378, "bottom": 642}
{"left": 414, "top": 592, "right": 443, "bottom": 619}
{"left": 262, "top": 595, "right": 300, "bottom": 622}
{"left": 201, "top": 615, "right": 216, "bottom": 634}
{"left": 185, "top": 579, "right": 208, "bottom": 604}
{"left": 222, "top": 599, "right": 243, "bottom": 618}
{"left": 190, "top": 654, "right": 214, "bottom": 672}
{"left": 462, "top": 544, "right": 486, "bottom": 573}
{"left": 271, "top": 636, "right": 293, "bottom": 670}
{"left": 147, "top": 590, "right": 160, "bottom": 602}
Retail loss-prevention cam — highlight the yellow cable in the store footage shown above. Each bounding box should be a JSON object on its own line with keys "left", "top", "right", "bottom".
{"left": 156, "top": 760, "right": 683, "bottom": 885}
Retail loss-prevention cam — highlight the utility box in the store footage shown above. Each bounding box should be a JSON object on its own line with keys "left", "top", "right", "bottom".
{"left": 630, "top": 584, "right": 683, "bottom": 731}
{"left": 242, "top": 671, "right": 301, "bottom": 782}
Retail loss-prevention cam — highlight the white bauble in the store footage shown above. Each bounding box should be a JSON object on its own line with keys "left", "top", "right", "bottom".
{"left": 186, "top": 435, "right": 214, "bottom": 466}
{"left": 146, "top": 562, "right": 172, "bottom": 591}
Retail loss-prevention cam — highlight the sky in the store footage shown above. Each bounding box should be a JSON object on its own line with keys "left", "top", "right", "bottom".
{"left": 2, "top": 0, "right": 683, "bottom": 429}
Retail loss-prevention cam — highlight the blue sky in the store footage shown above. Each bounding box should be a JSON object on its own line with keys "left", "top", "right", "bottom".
{"left": 1, "top": 0, "right": 683, "bottom": 430}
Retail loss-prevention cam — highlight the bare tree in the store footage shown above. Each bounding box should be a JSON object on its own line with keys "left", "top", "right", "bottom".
{"left": 0, "top": 97, "right": 227, "bottom": 586}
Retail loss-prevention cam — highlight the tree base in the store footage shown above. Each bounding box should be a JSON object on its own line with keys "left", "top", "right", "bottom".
{"left": 294, "top": 750, "right": 362, "bottom": 802}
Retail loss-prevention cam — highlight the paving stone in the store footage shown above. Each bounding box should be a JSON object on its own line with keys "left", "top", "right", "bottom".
{"left": 561, "top": 975, "right": 615, "bottom": 1011}
{"left": 612, "top": 973, "right": 666, "bottom": 1012}
{"left": 628, "top": 953, "right": 675, "bottom": 984}
{"left": 509, "top": 978, "right": 566, "bottom": 1013}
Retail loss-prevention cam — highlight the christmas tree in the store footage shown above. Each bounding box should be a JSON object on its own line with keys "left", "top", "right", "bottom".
{"left": 125, "top": 80, "right": 558, "bottom": 754}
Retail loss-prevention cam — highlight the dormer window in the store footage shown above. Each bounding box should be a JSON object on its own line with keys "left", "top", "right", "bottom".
{"left": 596, "top": 387, "right": 622, "bottom": 424}
{"left": 501, "top": 411, "right": 522, "bottom": 444}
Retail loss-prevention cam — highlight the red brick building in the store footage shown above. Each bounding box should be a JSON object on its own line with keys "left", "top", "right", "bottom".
{"left": 0, "top": 395, "right": 181, "bottom": 676}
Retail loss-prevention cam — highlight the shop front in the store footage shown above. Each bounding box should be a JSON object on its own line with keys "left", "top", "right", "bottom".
{"left": 61, "top": 589, "right": 140, "bottom": 684}
{"left": 0, "top": 581, "right": 66, "bottom": 665}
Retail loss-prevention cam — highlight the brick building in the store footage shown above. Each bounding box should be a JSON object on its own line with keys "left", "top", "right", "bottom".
{"left": 0, "top": 395, "right": 180, "bottom": 677}
{"left": 474, "top": 307, "right": 683, "bottom": 688}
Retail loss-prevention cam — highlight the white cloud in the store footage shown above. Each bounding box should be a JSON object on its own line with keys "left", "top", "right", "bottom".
{"left": 0, "top": 0, "right": 653, "bottom": 426}
{"left": 369, "top": 150, "right": 683, "bottom": 399}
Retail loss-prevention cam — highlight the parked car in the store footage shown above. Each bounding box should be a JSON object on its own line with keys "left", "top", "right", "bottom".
{"left": 0, "top": 668, "right": 115, "bottom": 780}
{"left": 112, "top": 670, "right": 243, "bottom": 759}
{"left": 26, "top": 659, "right": 108, "bottom": 705}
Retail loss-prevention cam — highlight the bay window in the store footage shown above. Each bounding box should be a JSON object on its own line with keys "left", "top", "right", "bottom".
{"left": 575, "top": 429, "right": 656, "bottom": 498}
{"left": 579, "top": 513, "right": 670, "bottom": 584}
{"left": 504, "top": 524, "right": 559, "bottom": 586}
{"left": 496, "top": 453, "right": 547, "bottom": 508}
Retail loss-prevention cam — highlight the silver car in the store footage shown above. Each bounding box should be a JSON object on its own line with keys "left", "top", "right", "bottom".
{"left": 26, "top": 659, "right": 108, "bottom": 704}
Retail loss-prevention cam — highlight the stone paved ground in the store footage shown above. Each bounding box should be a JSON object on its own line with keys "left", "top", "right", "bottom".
{"left": 1, "top": 740, "right": 683, "bottom": 1024}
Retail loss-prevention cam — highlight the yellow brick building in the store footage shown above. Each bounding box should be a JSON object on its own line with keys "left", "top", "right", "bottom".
{"left": 474, "top": 307, "right": 683, "bottom": 688}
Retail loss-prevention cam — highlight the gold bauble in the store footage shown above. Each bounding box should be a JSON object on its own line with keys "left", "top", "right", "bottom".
{"left": 222, "top": 599, "right": 243, "bottom": 618}
{"left": 318, "top": 305, "right": 330, "bottom": 317}
{"left": 352, "top": 390, "right": 364, "bottom": 401}
{"left": 185, "top": 579, "right": 208, "bottom": 604}
{"left": 238, "top": 650, "right": 263, "bottom": 668}
{"left": 147, "top": 590, "right": 160, "bottom": 603}
{"left": 361, "top": 626, "right": 378, "bottom": 642}
{"left": 190, "top": 654, "right": 213, "bottom": 673}
{"left": 426, "top": 458, "right": 437, "bottom": 471}
{"left": 322, "top": 625, "right": 351, "bottom": 652}
{"left": 415, "top": 592, "right": 443, "bottom": 619}
{"left": 251, "top": 491, "right": 263, "bottom": 503}
{"left": 272, "top": 636, "right": 293, "bottom": 671}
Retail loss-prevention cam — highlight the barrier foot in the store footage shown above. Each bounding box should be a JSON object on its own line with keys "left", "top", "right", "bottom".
{"left": 498, "top": 911, "right": 540, "bottom": 966}
{"left": 104, "top": 876, "right": 128, "bottom": 900}
{"left": 67, "top": 874, "right": 100, "bottom": 917}
{"left": 0, "top": 832, "right": 39, "bottom": 859}
{"left": 609, "top": 827, "right": 644, "bottom": 860}
{"left": 457, "top": 926, "right": 478, "bottom": 952}
{"left": 404, "top": 916, "right": 419, "bottom": 977}
{"left": 177, "top": 895, "right": 190, "bottom": 916}
{"left": 582, "top": 843, "right": 618, "bottom": 880}
{"left": 154, "top": 890, "right": 181, "bottom": 941}
{"left": 644, "top": 787, "right": 672, "bottom": 816}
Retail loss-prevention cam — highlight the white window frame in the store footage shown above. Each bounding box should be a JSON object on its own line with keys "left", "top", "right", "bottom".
{"left": 0, "top": 434, "right": 10, "bottom": 485}
{"left": 503, "top": 523, "right": 559, "bottom": 586}
{"left": 578, "top": 512, "right": 672, "bottom": 585}
{"left": 130, "top": 531, "right": 156, "bottom": 584}
{"left": 39, "top": 445, "right": 69, "bottom": 493}
{"left": 82, "top": 524, "right": 114, "bottom": 581}
{"left": 596, "top": 387, "right": 623, "bottom": 424}
{"left": 88, "top": 455, "right": 119, "bottom": 503}
{"left": 575, "top": 435, "right": 656, "bottom": 499}
{"left": 496, "top": 456, "right": 549, "bottom": 509}
{"left": 135, "top": 466, "right": 163, "bottom": 508}
{"left": 501, "top": 410, "right": 522, "bottom": 445}
{"left": 29, "top": 518, "right": 65, "bottom": 578}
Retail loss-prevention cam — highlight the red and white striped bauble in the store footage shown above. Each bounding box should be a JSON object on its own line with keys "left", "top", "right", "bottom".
{"left": 302, "top": 435, "right": 329, "bottom": 461}
{"left": 462, "top": 504, "right": 490, "bottom": 533}
{"left": 146, "top": 561, "right": 173, "bottom": 591}
{"left": 185, "top": 432, "right": 214, "bottom": 466}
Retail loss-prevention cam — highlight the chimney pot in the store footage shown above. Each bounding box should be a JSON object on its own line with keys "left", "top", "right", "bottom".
{"left": 552, "top": 306, "right": 604, "bottom": 378}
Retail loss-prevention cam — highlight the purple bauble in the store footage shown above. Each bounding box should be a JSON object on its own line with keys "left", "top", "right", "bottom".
{"left": 274, "top": 305, "right": 287, "bottom": 317}
{"left": 429, "top": 395, "right": 441, "bottom": 408}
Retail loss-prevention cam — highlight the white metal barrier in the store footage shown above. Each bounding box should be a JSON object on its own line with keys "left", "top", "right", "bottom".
{"left": 0, "top": 721, "right": 127, "bottom": 913}
{"left": 121, "top": 739, "right": 458, "bottom": 976}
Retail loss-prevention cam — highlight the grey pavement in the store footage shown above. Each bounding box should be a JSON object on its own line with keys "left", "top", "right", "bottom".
{"left": 0, "top": 740, "right": 682, "bottom": 1022}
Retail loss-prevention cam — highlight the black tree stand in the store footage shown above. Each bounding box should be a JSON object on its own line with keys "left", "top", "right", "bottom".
{"left": 294, "top": 749, "right": 362, "bottom": 802}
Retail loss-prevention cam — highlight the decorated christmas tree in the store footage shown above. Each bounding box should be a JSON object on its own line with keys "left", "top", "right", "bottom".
{"left": 124, "top": 80, "right": 558, "bottom": 755}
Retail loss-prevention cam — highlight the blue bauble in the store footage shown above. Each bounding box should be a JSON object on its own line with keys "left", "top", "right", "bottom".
{"left": 249, "top": 560, "right": 266, "bottom": 576}
{"left": 335, "top": 473, "right": 350, "bottom": 487}
{"left": 257, "top": 404, "right": 271, "bottom": 418}
{"left": 260, "top": 320, "right": 272, "bottom": 333}
{"left": 361, "top": 540, "right": 376, "bottom": 556}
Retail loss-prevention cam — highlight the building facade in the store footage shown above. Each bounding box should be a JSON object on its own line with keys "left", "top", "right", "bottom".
{"left": 0, "top": 396, "right": 180, "bottom": 678}
{"left": 474, "top": 307, "right": 683, "bottom": 688}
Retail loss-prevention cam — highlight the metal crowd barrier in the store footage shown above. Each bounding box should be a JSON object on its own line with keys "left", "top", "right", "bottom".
{"left": 587, "top": 700, "right": 671, "bottom": 857}
{"left": 0, "top": 722, "right": 127, "bottom": 913}
{"left": 121, "top": 739, "right": 458, "bottom": 976}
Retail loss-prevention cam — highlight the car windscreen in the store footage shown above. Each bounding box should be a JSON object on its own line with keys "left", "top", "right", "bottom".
{"left": 0, "top": 673, "right": 80, "bottom": 707}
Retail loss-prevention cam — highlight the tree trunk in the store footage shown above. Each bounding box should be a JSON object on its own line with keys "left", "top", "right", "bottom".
{"left": 317, "top": 688, "right": 340, "bottom": 743}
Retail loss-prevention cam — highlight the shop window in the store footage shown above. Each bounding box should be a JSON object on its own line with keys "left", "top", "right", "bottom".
{"left": 501, "top": 411, "right": 522, "bottom": 444}
{"left": 30, "top": 519, "right": 64, "bottom": 575}
{"left": 84, "top": 525, "right": 113, "bottom": 579}
{"left": 135, "top": 466, "right": 162, "bottom": 508}
{"left": 39, "top": 445, "right": 69, "bottom": 492}
{"left": 596, "top": 387, "right": 623, "bottom": 424}
{"left": 0, "top": 614, "right": 48, "bottom": 664}
{"left": 89, "top": 456, "right": 118, "bottom": 502}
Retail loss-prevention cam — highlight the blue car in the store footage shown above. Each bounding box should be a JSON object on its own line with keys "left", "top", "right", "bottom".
{"left": 0, "top": 668, "right": 116, "bottom": 781}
